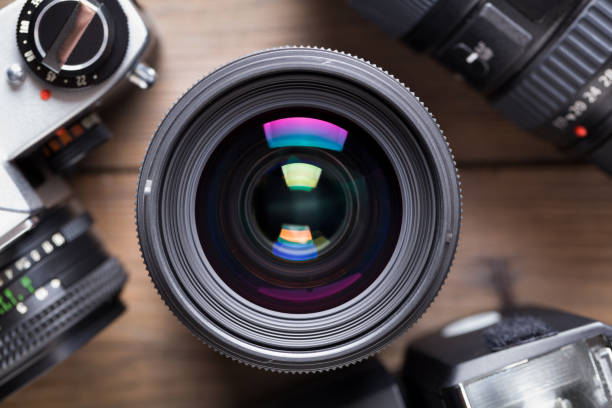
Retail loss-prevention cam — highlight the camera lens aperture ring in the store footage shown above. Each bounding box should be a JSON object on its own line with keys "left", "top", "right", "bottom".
{"left": 138, "top": 47, "right": 461, "bottom": 372}
{"left": 494, "top": 0, "right": 612, "bottom": 129}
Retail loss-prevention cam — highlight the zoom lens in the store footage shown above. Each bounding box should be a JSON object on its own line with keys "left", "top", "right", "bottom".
{"left": 351, "top": 0, "right": 612, "bottom": 173}
{"left": 0, "top": 207, "right": 126, "bottom": 398}
{"left": 137, "top": 47, "right": 461, "bottom": 372}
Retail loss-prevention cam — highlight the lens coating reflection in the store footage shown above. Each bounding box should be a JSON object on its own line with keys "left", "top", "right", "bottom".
{"left": 281, "top": 161, "right": 322, "bottom": 192}
{"left": 273, "top": 224, "right": 319, "bottom": 261}
{"left": 274, "top": 156, "right": 326, "bottom": 262}
{"left": 258, "top": 273, "right": 362, "bottom": 302}
{"left": 264, "top": 117, "right": 348, "bottom": 151}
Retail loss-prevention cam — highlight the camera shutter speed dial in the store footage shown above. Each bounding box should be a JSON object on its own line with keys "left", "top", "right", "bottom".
{"left": 16, "top": 0, "right": 129, "bottom": 88}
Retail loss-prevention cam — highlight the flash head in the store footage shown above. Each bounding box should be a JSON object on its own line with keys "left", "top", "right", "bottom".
{"left": 404, "top": 307, "right": 612, "bottom": 407}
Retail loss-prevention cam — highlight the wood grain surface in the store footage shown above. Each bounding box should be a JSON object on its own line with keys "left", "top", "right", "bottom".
{"left": 3, "top": 0, "right": 612, "bottom": 407}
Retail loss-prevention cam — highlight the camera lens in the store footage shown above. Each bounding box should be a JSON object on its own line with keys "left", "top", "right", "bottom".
{"left": 0, "top": 207, "right": 126, "bottom": 398}
{"left": 351, "top": 0, "right": 612, "bottom": 173}
{"left": 137, "top": 47, "right": 461, "bottom": 371}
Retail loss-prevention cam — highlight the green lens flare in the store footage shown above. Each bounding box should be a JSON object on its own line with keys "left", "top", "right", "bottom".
{"left": 281, "top": 162, "right": 322, "bottom": 192}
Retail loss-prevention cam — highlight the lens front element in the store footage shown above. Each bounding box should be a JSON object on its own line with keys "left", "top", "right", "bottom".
{"left": 196, "top": 111, "right": 402, "bottom": 313}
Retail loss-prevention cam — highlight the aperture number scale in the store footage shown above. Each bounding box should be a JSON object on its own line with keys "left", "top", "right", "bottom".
{"left": 552, "top": 67, "right": 612, "bottom": 130}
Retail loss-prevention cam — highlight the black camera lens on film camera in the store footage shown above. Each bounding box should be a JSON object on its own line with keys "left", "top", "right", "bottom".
{"left": 351, "top": 0, "right": 612, "bottom": 173}
{"left": 0, "top": 0, "right": 156, "bottom": 398}
{"left": 137, "top": 47, "right": 461, "bottom": 372}
{"left": 0, "top": 208, "right": 126, "bottom": 399}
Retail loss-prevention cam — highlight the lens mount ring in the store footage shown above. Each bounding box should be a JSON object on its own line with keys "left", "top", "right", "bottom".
{"left": 137, "top": 47, "right": 461, "bottom": 372}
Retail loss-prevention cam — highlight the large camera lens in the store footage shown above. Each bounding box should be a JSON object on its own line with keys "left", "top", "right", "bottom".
{"left": 0, "top": 207, "right": 126, "bottom": 398}
{"left": 351, "top": 0, "right": 612, "bottom": 173}
{"left": 137, "top": 47, "right": 461, "bottom": 371}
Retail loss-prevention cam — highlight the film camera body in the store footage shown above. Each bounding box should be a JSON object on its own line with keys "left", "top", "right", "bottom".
{"left": 0, "top": 0, "right": 155, "bottom": 398}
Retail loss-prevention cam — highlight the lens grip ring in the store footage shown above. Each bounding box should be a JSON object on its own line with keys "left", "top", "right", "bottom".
{"left": 494, "top": 0, "right": 612, "bottom": 129}
{"left": 0, "top": 258, "right": 126, "bottom": 397}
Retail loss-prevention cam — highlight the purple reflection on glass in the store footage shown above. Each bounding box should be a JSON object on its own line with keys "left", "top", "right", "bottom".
{"left": 263, "top": 117, "right": 348, "bottom": 151}
{"left": 258, "top": 273, "right": 361, "bottom": 302}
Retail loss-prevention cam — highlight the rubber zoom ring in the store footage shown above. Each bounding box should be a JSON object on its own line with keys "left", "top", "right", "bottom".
{"left": 494, "top": 0, "right": 612, "bottom": 129}
{"left": 0, "top": 258, "right": 126, "bottom": 374}
{"left": 350, "top": 0, "right": 438, "bottom": 38}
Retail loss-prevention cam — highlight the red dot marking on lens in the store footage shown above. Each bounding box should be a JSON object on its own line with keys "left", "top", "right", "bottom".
{"left": 40, "top": 89, "right": 51, "bottom": 101}
{"left": 574, "top": 125, "right": 588, "bottom": 138}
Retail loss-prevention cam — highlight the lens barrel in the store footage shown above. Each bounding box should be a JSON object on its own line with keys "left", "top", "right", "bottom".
{"left": 137, "top": 47, "right": 461, "bottom": 372}
{"left": 351, "top": 0, "right": 612, "bottom": 173}
{"left": 0, "top": 208, "right": 126, "bottom": 398}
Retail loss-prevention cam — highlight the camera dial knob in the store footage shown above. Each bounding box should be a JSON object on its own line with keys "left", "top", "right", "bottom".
{"left": 16, "top": 0, "right": 128, "bottom": 88}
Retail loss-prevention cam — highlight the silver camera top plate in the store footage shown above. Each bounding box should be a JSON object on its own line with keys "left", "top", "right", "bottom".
{"left": 0, "top": 0, "right": 155, "bottom": 249}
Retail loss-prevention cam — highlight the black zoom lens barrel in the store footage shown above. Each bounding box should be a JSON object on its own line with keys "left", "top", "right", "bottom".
{"left": 0, "top": 209, "right": 127, "bottom": 399}
{"left": 351, "top": 0, "right": 612, "bottom": 173}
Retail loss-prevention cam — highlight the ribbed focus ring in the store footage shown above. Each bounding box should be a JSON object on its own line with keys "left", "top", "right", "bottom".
{"left": 350, "top": 0, "right": 438, "bottom": 38}
{"left": 494, "top": 0, "right": 612, "bottom": 129}
{"left": 0, "top": 258, "right": 126, "bottom": 374}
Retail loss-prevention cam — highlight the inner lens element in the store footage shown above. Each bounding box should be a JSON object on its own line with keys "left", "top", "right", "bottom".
{"left": 195, "top": 109, "right": 402, "bottom": 314}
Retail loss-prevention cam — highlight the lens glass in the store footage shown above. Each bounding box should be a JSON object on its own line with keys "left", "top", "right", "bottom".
{"left": 195, "top": 108, "right": 402, "bottom": 313}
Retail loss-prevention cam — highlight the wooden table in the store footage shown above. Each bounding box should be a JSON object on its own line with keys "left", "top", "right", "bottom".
{"left": 4, "top": 0, "right": 612, "bottom": 406}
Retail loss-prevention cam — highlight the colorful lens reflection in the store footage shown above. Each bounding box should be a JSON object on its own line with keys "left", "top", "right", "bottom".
{"left": 273, "top": 224, "right": 318, "bottom": 261}
{"left": 281, "top": 162, "right": 322, "bottom": 191}
{"left": 278, "top": 224, "right": 313, "bottom": 243}
{"left": 264, "top": 117, "right": 348, "bottom": 151}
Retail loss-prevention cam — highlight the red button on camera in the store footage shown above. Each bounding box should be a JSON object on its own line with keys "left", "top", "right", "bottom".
{"left": 40, "top": 89, "right": 51, "bottom": 101}
{"left": 574, "top": 125, "right": 588, "bottom": 138}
